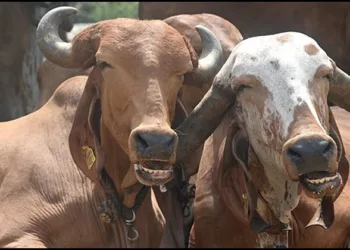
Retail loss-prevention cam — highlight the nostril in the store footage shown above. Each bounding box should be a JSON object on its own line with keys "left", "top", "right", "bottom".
{"left": 135, "top": 133, "right": 148, "bottom": 151}
{"left": 286, "top": 148, "right": 302, "bottom": 163}
{"left": 165, "top": 135, "right": 175, "bottom": 148}
{"left": 322, "top": 141, "right": 333, "bottom": 156}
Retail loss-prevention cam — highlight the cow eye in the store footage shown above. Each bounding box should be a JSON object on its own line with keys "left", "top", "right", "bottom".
{"left": 97, "top": 61, "right": 112, "bottom": 70}
{"left": 236, "top": 84, "right": 251, "bottom": 94}
{"left": 323, "top": 73, "right": 333, "bottom": 81}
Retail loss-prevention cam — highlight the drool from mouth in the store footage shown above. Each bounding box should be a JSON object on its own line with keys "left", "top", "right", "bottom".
{"left": 134, "top": 161, "right": 174, "bottom": 186}
{"left": 300, "top": 171, "right": 342, "bottom": 199}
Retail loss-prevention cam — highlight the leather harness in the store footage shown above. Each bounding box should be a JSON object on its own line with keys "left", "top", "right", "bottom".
{"left": 96, "top": 164, "right": 193, "bottom": 242}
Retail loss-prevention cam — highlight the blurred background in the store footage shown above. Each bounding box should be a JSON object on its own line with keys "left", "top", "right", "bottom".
{"left": 0, "top": 2, "right": 139, "bottom": 122}
{"left": 1, "top": 2, "right": 349, "bottom": 121}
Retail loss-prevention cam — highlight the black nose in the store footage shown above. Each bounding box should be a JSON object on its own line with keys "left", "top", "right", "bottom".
{"left": 286, "top": 138, "right": 334, "bottom": 175}
{"left": 134, "top": 132, "right": 176, "bottom": 155}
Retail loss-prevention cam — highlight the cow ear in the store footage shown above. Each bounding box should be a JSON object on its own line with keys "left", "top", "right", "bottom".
{"left": 231, "top": 129, "right": 249, "bottom": 167}
{"left": 69, "top": 66, "right": 105, "bottom": 184}
{"left": 328, "top": 107, "right": 349, "bottom": 199}
{"left": 182, "top": 35, "right": 199, "bottom": 69}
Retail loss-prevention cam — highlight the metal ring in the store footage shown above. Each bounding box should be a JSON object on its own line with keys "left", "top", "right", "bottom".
{"left": 124, "top": 208, "right": 136, "bottom": 224}
{"left": 127, "top": 227, "right": 139, "bottom": 241}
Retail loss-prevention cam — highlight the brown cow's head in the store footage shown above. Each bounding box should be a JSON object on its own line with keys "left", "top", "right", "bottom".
{"left": 176, "top": 32, "right": 350, "bottom": 226}
{"left": 37, "top": 7, "right": 223, "bottom": 187}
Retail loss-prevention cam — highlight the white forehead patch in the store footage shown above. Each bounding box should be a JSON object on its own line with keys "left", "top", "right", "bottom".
{"left": 227, "top": 32, "right": 332, "bottom": 137}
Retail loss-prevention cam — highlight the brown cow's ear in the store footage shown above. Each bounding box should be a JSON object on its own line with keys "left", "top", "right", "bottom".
{"left": 69, "top": 66, "right": 105, "bottom": 184}
{"left": 182, "top": 36, "right": 199, "bottom": 69}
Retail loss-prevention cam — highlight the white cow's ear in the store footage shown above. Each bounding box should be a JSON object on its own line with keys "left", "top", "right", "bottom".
{"left": 231, "top": 129, "right": 249, "bottom": 167}
{"left": 328, "top": 66, "right": 350, "bottom": 112}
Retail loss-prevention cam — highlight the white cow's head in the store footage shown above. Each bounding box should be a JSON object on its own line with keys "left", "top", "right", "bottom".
{"left": 177, "top": 32, "right": 350, "bottom": 226}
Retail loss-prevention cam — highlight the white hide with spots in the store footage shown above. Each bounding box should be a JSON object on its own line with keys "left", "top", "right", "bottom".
{"left": 216, "top": 32, "right": 334, "bottom": 223}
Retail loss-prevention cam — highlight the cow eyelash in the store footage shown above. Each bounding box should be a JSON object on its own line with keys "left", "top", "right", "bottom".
{"left": 97, "top": 61, "right": 112, "bottom": 70}
{"left": 323, "top": 73, "right": 333, "bottom": 81}
{"left": 237, "top": 84, "right": 251, "bottom": 93}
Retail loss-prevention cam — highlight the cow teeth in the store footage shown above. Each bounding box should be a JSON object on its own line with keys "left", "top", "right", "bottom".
{"left": 143, "top": 168, "right": 152, "bottom": 173}
{"left": 134, "top": 164, "right": 141, "bottom": 171}
{"left": 306, "top": 175, "right": 338, "bottom": 185}
{"left": 329, "top": 175, "right": 338, "bottom": 181}
{"left": 307, "top": 179, "right": 320, "bottom": 184}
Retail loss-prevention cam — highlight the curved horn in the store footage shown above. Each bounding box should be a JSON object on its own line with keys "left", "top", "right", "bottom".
{"left": 329, "top": 67, "right": 350, "bottom": 112}
{"left": 184, "top": 25, "right": 223, "bottom": 86}
{"left": 37, "top": 6, "right": 81, "bottom": 68}
{"left": 175, "top": 76, "right": 235, "bottom": 162}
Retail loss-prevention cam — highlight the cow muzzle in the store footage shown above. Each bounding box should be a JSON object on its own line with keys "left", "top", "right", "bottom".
{"left": 129, "top": 128, "right": 178, "bottom": 186}
{"left": 282, "top": 133, "right": 342, "bottom": 199}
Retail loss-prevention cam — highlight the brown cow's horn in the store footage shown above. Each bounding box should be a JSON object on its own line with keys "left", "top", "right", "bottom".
{"left": 328, "top": 67, "right": 350, "bottom": 112}
{"left": 37, "top": 6, "right": 78, "bottom": 68}
{"left": 185, "top": 25, "right": 223, "bottom": 85}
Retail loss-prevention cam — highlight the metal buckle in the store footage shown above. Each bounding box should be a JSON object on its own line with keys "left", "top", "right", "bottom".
{"left": 124, "top": 208, "right": 136, "bottom": 225}
{"left": 127, "top": 226, "right": 139, "bottom": 241}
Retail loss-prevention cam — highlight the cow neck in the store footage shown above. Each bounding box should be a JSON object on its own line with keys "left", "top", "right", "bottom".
{"left": 97, "top": 122, "right": 150, "bottom": 242}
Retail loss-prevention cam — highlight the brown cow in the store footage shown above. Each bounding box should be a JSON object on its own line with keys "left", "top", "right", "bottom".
{"left": 0, "top": 6, "right": 222, "bottom": 247}
{"left": 34, "top": 13, "right": 242, "bottom": 246}
{"left": 170, "top": 32, "right": 350, "bottom": 247}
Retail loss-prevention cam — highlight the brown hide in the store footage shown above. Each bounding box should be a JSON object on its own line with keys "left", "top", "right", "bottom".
{"left": 191, "top": 106, "right": 350, "bottom": 247}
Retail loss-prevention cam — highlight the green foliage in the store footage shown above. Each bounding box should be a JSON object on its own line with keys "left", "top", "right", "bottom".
{"left": 73, "top": 2, "right": 139, "bottom": 23}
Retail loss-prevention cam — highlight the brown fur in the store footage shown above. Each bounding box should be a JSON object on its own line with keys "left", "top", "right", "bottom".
{"left": 0, "top": 17, "right": 201, "bottom": 247}
{"left": 27, "top": 14, "right": 242, "bottom": 247}
{"left": 0, "top": 76, "right": 194, "bottom": 247}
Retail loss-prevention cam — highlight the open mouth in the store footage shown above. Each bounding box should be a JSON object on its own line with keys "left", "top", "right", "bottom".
{"left": 300, "top": 171, "right": 342, "bottom": 199}
{"left": 134, "top": 161, "right": 174, "bottom": 186}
